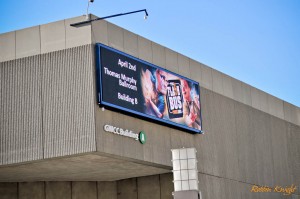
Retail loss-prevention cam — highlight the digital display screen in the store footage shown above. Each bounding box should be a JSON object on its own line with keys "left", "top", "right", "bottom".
{"left": 96, "top": 44, "right": 202, "bottom": 134}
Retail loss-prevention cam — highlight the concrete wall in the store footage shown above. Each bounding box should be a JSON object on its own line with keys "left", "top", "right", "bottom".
{"left": 91, "top": 20, "right": 300, "bottom": 198}
{"left": 0, "top": 15, "right": 91, "bottom": 62}
{"left": 0, "top": 45, "right": 96, "bottom": 164}
{"left": 0, "top": 174, "right": 173, "bottom": 199}
{"left": 94, "top": 88, "right": 300, "bottom": 198}
{"left": 1, "top": 173, "right": 299, "bottom": 199}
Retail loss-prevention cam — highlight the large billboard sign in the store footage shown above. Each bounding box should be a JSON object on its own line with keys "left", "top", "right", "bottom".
{"left": 96, "top": 44, "right": 202, "bottom": 134}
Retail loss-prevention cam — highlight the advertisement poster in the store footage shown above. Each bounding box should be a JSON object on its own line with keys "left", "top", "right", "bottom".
{"left": 96, "top": 44, "right": 202, "bottom": 134}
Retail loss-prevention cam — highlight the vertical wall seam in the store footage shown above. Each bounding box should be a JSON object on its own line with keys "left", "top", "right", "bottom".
{"left": 40, "top": 54, "right": 45, "bottom": 160}
{"left": 90, "top": 17, "right": 92, "bottom": 44}
{"left": 10, "top": 59, "right": 14, "bottom": 163}
{"left": 17, "top": 182, "right": 19, "bottom": 199}
{"left": 95, "top": 181, "right": 98, "bottom": 199}
{"left": 268, "top": 115, "right": 276, "bottom": 186}
{"left": 14, "top": 31, "right": 16, "bottom": 59}
{"left": 6, "top": 60, "right": 10, "bottom": 163}
{"left": 90, "top": 44, "right": 98, "bottom": 152}
{"left": 64, "top": 20, "right": 67, "bottom": 49}
{"left": 137, "top": 36, "right": 140, "bottom": 59}
{"left": 96, "top": 181, "right": 99, "bottom": 199}
{"left": 44, "top": 181, "right": 46, "bottom": 199}
{"left": 233, "top": 103, "right": 241, "bottom": 183}
{"left": 39, "top": 26, "right": 42, "bottom": 55}
{"left": 71, "top": 181, "right": 73, "bottom": 199}
{"left": 25, "top": 57, "right": 29, "bottom": 162}
{"left": 122, "top": 29, "right": 125, "bottom": 55}
{"left": 136, "top": 178, "right": 138, "bottom": 199}
{"left": 107, "top": 23, "right": 111, "bottom": 48}
{"left": 249, "top": 86, "right": 253, "bottom": 107}
{"left": 92, "top": 44, "right": 97, "bottom": 152}
{"left": 94, "top": 44, "right": 98, "bottom": 152}
{"left": 159, "top": 175, "right": 162, "bottom": 199}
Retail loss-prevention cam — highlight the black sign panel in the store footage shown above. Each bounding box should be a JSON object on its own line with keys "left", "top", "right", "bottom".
{"left": 96, "top": 43, "right": 202, "bottom": 134}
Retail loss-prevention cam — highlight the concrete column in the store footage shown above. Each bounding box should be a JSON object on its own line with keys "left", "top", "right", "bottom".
{"left": 19, "top": 182, "right": 45, "bottom": 199}
{"left": 0, "top": 182, "right": 18, "bottom": 199}
{"left": 117, "top": 178, "right": 137, "bottom": 199}
{"left": 97, "top": 181, "right": 117, "bottom": 199}
{"left": 72, "top": 182, "right": 97, "bottom": 199}
{"left": 137, "top": 175, "right": 160, "bottom": 199}
{"left": 160, "top": 173, "right": 174, "bottom": 199}
{"left": 45, "top": 182, "right": 71, "bottom": 199}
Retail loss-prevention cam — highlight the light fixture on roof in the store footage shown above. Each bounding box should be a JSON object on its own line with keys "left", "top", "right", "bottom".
{"left": 86, "top": 0, "right": 94, "bottom": 20}
{"left": 71, "top": 7, "right": 149, "bottom": 27}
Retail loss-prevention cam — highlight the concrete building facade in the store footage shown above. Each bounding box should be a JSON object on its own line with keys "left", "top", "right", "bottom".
{"left": 0, "top": 15, "right": 299, "bottom": 199}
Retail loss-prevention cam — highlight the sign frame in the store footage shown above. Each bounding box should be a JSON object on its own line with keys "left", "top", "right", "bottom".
{"left": 95, "top": 43, "right": 203, "bottom": 134}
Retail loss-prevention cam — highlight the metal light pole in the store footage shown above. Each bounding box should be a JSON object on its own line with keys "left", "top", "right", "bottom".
{"left": 71, "top": 8, "right": 148, "bottom": 27}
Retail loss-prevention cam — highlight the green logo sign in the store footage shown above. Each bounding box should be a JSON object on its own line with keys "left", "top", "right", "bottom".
{"left": 139, "top": 131, "right": 147, "bottom": 144}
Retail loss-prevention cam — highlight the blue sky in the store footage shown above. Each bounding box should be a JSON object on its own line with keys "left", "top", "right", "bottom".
{"left": 1, "top": 0, "right": 299, "bottom": 107}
